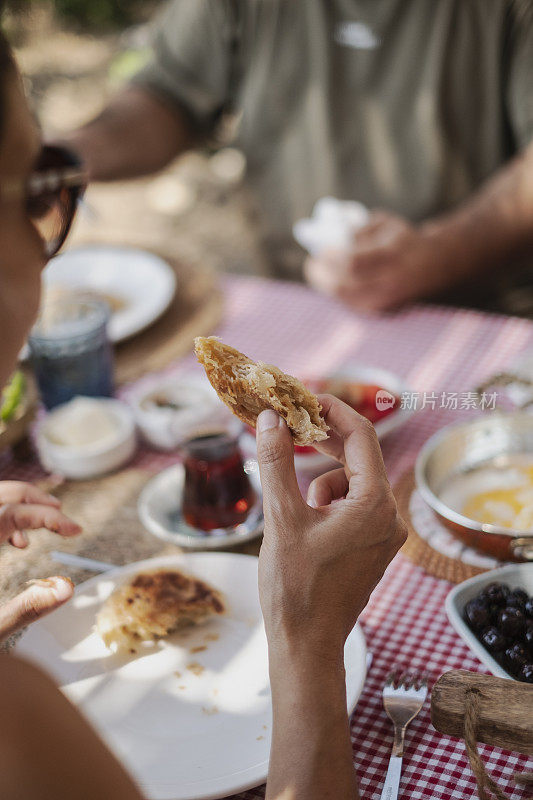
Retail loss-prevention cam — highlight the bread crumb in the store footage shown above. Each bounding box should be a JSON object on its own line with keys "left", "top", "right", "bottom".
{"left": 256, "top": 735, "right": 264, "bottom": 740}
{"left": 178, "top": 685, "right": 186, "bottom": 690}
{"left": 262, "top": 725, "right": 268, "bottom": 730}
{"left": 204, "top": 633, "right": 219, "bottom": 642}
{"left": 174, "top": 671, "right": 182, "bottom": 678}
{"left": 202, "top": 706, "right": 219, "bottom": 716}
{"left": 189, "top": 645, "right": 207, "bottom": 654}
{"left": 186, "top": 661, "right": 205, "bottom": 676}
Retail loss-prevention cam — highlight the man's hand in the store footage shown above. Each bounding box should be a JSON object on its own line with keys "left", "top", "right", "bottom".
{"left": 304, "top": 211, "right": 450, "bottom": 312}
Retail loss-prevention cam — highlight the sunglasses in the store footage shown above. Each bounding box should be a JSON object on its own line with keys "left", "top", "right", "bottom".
{"left": 1, "top": 144, "right": 88, "bottom": 258}
{"left": 26, "top": 144, "right": 88, "bottom": 258}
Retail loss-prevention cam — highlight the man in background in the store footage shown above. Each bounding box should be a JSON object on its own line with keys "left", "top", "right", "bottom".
{"left": 65, "top": 0, "right": 533, "bottom": 313}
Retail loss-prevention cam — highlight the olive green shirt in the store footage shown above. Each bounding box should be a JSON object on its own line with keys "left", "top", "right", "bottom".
{"left": 134, "top": 0, "right": 533, "bottom": 279}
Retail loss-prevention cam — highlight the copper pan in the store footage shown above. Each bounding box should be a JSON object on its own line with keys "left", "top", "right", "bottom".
{"left": 415, "top": 413, "right": 533, "bottom": 561}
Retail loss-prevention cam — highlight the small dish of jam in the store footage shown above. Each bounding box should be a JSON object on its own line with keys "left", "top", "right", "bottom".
{"left": 138, "top": 427, "right": 264, "bottom": 549}
{"left": 128, "top": 376, "right": 227, "bottom": 451}
{"left": 239, "top": 364, "right": 413, "bottom": 473}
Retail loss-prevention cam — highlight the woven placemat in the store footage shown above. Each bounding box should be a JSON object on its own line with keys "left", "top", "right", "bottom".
{"left": 0, "top": 467, "right": 262, "bottom": 604}
{"left": 110, "top": 248, "right": 223, "bottom": 384}
{"left": 394, "top": 469, "right": 490, "bottom": 584}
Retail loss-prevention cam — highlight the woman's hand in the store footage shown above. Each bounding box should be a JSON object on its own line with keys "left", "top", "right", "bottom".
{"left": 0, "top": 576, "right": 74, "bottom": 644}
{"left": 256, "top": 395, "right": 407, "bottom": 800}
{"left": 0, "top": 481, "right": 81, "bottom": 642}
{"left": 0, "top": 481, "right": 81, "bottom": 548}
{"left": 256, "top": 394, "right": 407, "bottom": 661}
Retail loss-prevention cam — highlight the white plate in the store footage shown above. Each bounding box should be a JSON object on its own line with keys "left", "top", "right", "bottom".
{"left": 241, "top": 364, "right": 414, "bottom": 474}
{"left": 43, "top": 245, "right": 176, "bottom": 343}
{"left": 446, "top": 563, "right": 533, "bottom": 680}
{"left": 138, "top": 464, "right": 264, "bottom": 550}
{"left": 16, "top": 553, "right": 367, "bottom": 800}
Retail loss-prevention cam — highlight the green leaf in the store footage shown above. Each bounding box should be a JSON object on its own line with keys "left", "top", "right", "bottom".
{"left": 0, "top": 372, "right": 26, "bottom": 423}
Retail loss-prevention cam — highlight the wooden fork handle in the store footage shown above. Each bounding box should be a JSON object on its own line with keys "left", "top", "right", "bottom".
{"left": 431, "top": 670, "right": 533, "bottom": 755}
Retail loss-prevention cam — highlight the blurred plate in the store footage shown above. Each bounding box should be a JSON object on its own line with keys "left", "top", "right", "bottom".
{"left": 138, "top": 463, "right": 264, "bottom": 550}
{"left": 446, "top": 563, "right": 533, "bottom": 680}
{"left": 16, "top": 553, "right": 367, "bottom": 800}
{"left": 43, "top": 245, "right": 176, "bottom": 343}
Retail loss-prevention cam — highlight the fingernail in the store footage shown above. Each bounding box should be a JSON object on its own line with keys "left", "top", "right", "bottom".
{"left": 47, "top": 494, "right": 61, "bottom": 506}
{"left": 50, "top": 577, "right": 74, "bottom": 602}
{"left": 257, "top": 409, "right": 280, "bottom": 432}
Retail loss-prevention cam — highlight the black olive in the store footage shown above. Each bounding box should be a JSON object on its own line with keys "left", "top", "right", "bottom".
{"left": 480, "top": 627, "right": 506, "bottom": 654}
{"left": 464, "top": 598, "right": 491, "bottom": 632}
{"left": 479, "top": 583, "right": 509, "bottom": 607}
{"left": 497, "top": 607, "right": 526, "bottom": 639}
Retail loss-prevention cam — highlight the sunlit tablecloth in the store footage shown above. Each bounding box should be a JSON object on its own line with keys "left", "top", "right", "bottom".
{"left": 3, "top": 275, "right": 533, "bottom": 799}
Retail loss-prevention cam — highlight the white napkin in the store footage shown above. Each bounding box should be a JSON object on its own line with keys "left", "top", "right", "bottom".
{"left": 504, "top": 351, "right": 533, "bottom": 409}
{"left": 293, "top": 197, "right": 370, "bottom": 256}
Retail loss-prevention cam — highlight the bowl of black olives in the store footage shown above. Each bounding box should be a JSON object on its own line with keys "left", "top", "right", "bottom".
{"left": 446, "top": 564, "right": 533, "bottom": 682}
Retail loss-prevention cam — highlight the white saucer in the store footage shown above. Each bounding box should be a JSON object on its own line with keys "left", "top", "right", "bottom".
{"left": 138, "top": 463, "right": 264, "bottom": 549}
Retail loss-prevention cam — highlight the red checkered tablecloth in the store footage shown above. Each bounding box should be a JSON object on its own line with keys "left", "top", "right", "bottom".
{"left": 2, "top": 275, "right": 532, "bottom": 798}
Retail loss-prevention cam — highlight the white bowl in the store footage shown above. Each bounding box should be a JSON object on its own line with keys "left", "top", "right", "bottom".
{"left": 128, "top": 376, "right": 232, "bottom": 451}
{"left": 242, "top": 364, "right": 413, "bottom": 474}
{"left": 37, "top": 398, "right": 137, "bottom": 480}
{"left": 446, "top": 563, "right": 533, "bottom": 680}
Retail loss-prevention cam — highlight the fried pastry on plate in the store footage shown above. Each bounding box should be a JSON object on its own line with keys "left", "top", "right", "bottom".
{"left": 194, "top": 336, "right": 329, "bottom": 446}
{"left": 96, "top": 569, "right": 225, "bottom": 653}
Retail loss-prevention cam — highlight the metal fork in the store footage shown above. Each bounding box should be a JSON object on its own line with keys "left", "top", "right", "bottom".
{"left": 379, "top": 669, "right": 428, "bottom": 800}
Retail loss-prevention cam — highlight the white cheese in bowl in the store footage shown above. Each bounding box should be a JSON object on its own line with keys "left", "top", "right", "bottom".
{"left": 37, "top": 397, "right": 136, "bottom": 480}
{"left": 45, "top": 397, "right": 120, "bottom": 448}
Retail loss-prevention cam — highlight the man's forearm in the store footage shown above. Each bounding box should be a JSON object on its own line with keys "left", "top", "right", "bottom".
{"left": 267, "top": 643, "right": 359, "bottom": 800}
{"left": 421, "top": 143, "right": 533, "bottom": 285}
{"left": 62, "top": 85, "right": 195, "bottom": 182}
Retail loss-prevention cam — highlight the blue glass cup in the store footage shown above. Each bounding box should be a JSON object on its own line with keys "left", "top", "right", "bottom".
{"left": 29, "top": 297, "right": 114, "bottom": 410}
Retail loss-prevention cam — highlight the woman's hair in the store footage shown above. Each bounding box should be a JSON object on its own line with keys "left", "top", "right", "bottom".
{"left": 0, "top": 4, "right": 13, "bottom": 142}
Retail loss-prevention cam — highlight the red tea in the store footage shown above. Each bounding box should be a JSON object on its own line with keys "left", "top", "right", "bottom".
{"left": 182, "top": 432, "right": 256, "bottom": 531}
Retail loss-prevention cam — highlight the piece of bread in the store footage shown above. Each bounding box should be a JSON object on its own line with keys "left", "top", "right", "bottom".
{"left": 96, "top": 569, "right": 225, "bottom": 653}
{"left": 194, "top": 337, "right": 329, "bottom": 446}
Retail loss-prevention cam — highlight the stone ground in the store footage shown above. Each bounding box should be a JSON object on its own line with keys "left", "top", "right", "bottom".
{"left": 14, "top": 7, "right": 269, "bottom": 276}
